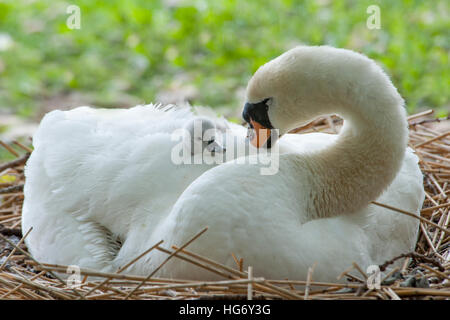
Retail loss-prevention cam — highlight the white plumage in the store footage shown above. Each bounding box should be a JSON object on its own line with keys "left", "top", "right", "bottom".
{"left": 22, "top": 46, "right": 424, "bottom": 283}
{"left": 22, "top": 104, "right": 240, "bottom": 272}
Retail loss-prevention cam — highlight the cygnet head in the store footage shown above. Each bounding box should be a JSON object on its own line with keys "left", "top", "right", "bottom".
{"left": 183, "top": 117, "right": 225, "bottom": 156}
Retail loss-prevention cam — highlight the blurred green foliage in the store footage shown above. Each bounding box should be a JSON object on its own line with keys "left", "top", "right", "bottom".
{"left": 0, "top": 0, "right": 448, "bottom": 119}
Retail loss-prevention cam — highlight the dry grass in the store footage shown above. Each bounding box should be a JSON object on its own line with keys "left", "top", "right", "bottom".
{"left": 0, "top": 110, "right": 449, "bottom": 300}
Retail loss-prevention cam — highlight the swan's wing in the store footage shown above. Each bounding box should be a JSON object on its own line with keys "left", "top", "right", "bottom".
{"left": 25, "top": 105, "right": 222, "bottom": 239}
{"left": 138, "top": 155, "right": 371, "bottom": 282}
{"left": 25, "top": 105, "right": 244, "bottom": 271}
{"left": 62, "top": 104, "right": 194, "bottom": 136}
{"left": 23, "top": 116, "right": 121, "bottom": 271}
{"left": 280, "top": 132, "right": 337, "bottom": 154}
{"left": 364, "top": 147, "right": 424, "bottom": 263}
{"left": 29, "top": 104, "right": 197, "bottom": 187}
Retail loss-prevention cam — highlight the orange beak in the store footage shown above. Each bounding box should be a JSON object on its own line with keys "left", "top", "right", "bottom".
{"left": 249, "top": 119, "right": 272, "bottom": 148}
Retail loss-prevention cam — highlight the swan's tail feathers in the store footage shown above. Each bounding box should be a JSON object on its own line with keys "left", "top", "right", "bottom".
{"left": 142, "top": 102, "right": 176, "bottom": 113}
{"left": 365, "top": 147, "right": 425, "bottom": 265}
{"left": 191, "top": 105, "right": 220, "bottom": 117}
{"left": 31, "top": 110, "right": 66, "bottom": 149}
{"left": 139, "top": 101, "right": 195, "bottom": 116}
{"left": 22, "top": 202, "right": 119, "bottom": 274}
{"left": 77, "top": 219, "right": 122, "bottom": 264}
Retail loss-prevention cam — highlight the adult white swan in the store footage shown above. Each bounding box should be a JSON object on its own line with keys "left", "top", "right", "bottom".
{"left": 125, "top": 46, "right": 424, "bottom": 282}
{"left": 21, "top": 104, "right": 240, "bottom": 272}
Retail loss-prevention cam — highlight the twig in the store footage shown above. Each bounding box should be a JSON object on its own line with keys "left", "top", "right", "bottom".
{"left": 0, "top": 225, "right": 22, "bottom": 237}
{"left": 352, "top": 262, "right": 368, "bottom": 280}
{"left": 124, "top": 227, "right": 208, "bottom": 299}
{"left": 0, "top": 231, "right": 86, "bottom": 299}
{"left": 172, "top": 246, "right": 245, "bottom": 278}
{"left": 247, "top": 266, "right": 253, "bottom": 300}
{"left": 379, "top": 252, "right": 445, "bottom": 272}
{"left": 0, "top": 153, "right": 30, "bottom": 173}
{"left": 304, "top": 262, "right": 317, "bottom": 300}
{"left": 84, "top": 239, "right": 164, "bottom": 297}
{"left": 156, "top": 246, "right": 235, "bottom": 280}
{"left": 0, "top": 227, "right": 32, "bottom": 269}
{"left": 0, "top": 141, "right": 20, "bottom": 157}
{"left": 407, "top": 109, "right": 434, "bottom": 121}
{"left": 414, "top": 131, "right": 450, "bottom": 148}
{"left": 371, "top": 201, "right": 450, "bottom": 235}
{"left": 419, "top": 263, "right": 450, "bottom": 280}
{"left": 0, "top": 184, "right": 24, "bottom": 195}
{"left": 12, "top": 141, "right": 33, "bottom": 153}
{"left": 383, "top": 287, "right": 401, "bottom": 300}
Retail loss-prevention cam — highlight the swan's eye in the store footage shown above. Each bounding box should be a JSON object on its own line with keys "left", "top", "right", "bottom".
{"left": 207, "top": 138, "right": 215, "bottom": 145}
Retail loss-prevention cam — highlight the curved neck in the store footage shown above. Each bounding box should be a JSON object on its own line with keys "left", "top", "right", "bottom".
{"left": 298, "top": 95, "right": 408, "bottom": 219}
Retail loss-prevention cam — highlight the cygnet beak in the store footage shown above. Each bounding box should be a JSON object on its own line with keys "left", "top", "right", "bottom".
{"left": 206, "top": 141, "right": 226, "bottom": 154}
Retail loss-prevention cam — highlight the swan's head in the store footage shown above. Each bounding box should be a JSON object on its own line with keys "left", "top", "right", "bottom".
{"left": 243, "top": 45, "right": 361, "bottom": 148}
{"left": 183, "top": 117, "right": 225, "bottom": 155}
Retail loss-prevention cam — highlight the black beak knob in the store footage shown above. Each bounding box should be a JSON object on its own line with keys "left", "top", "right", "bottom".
{"left": 242, "top": 99, "right": 274, "bottom": 129}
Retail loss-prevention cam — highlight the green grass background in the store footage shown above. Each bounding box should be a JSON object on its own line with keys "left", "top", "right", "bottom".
{"left": 0, "top": 0, "right": 448, "bottom": 120}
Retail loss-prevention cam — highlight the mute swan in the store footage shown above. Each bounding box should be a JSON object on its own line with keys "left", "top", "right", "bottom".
{"left": 21, "top": 104, "right": 234, "bottom": 271}
{"left": 122, "top": 46, "right": 424, "bottom": 282}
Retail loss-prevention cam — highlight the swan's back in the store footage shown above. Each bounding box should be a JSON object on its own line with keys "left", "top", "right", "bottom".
{"left": 26, "top": 104, "right": 197, "bottom": 221}
{"left": 364, "top": 148, "right": 423, "bottom": 263}
{"left": 22, "top": 104, "right": 231, "bottom": 268}
{"left": 33, "top": 104, "right": 191, "bottom": 147}
{"left": 135, "top": 131, "right": 423, "bottom": 281}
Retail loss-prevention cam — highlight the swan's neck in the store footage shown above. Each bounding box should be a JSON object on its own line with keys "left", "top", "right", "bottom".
{"left": 299, "top": 98, "right": 407, "bottom": 219}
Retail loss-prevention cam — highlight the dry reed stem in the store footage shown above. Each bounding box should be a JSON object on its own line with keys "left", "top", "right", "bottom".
{"left": 172, "top": 245, "right": 246, "bottom": 278}
{"left": 0, "top": 227, "right": 32, "bottom": 270}
{"left": 371, "top": 201, "right": 450, "bottom": 235}
{"left": 11, "top": 141, "right": 33, "bottom": 154}
{"left": 170, "top": 245, "right": 306, "bottom": 299}
{"left": 0, "top": 230, "right": 86, "bottom": 299}
{"left": 304, "top": 262, "right": 317, "bottom": 300}
{"left": 84, "top": 239, "right": 164, "bottom": 297}
{"left": 415, "top": 131, "right": 450, "bottom": 148}
{"left": 407, "top": 109, "right": 434, "bottom": 121}
{"left": 124, "top": 227, "right": 208, "bottom": 299}
{"left": 0, "top": 141, "right": 19, "bottom": 158}
{"left": 247, "top": 266, "right": 253, "bottom": 300}
{"left": 170, "top": 247, "right": 291, "bottom": 298}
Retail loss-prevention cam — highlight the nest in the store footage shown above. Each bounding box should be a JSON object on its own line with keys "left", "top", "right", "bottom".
{"left": 0, "top": 110, "right": 449, "bottom": 300}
